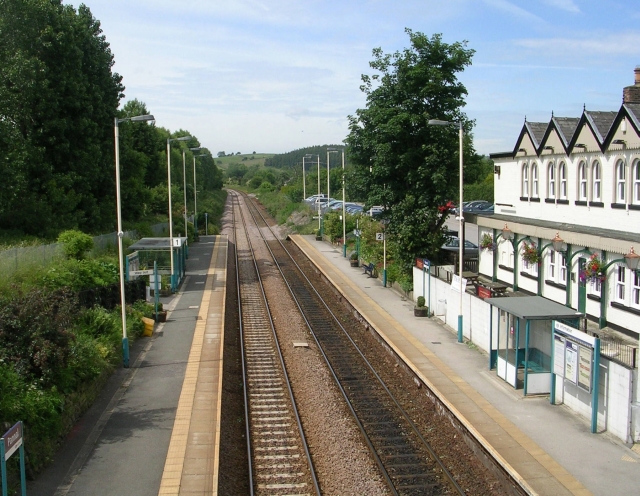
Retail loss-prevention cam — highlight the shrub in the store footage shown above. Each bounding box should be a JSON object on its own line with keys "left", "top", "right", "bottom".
{"left": 416, "top": 296, "right": 426, "bottom": 308}
{"left": 57, "top": 230, "right": 94, "bottom": 260}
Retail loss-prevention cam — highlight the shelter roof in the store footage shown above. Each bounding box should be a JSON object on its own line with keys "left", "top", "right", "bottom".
{"left": 129, "top": 237, "right": 187, "bottom": 250}
{"left": 485, "top": 296, "right": 583, "bottom": 320}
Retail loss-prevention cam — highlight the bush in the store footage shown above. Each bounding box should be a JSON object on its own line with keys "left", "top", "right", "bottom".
{"left": 57, "top": 230, "right": 94, "bottom": 260}
{"left": 416, "top": 296, "right": 425, "bottom": 308}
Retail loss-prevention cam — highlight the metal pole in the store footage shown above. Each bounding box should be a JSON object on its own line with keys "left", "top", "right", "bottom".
{"left": 326, "top": 149, "right": 330, "bottom": 203}
{"left": 183, "top": 149, "right": 188, "bottom": 238}
{"left": 193, "top": 155, "right": 197, "bottom": 237}
{"left": 167, "top": 140, "right": 175, "bottom": 292}
{"left": 458, "top": 122, "right": 464, "bottom": 343}
{"left": 342, "top": 150, "right": 346, "bottom": 257}
{"left": 317, "top": 155, "right": 321, "bottom": 231}
{"left": 205, "top": 213, "right": 208, "bottom": 235}
{"left": 302, "top": 156, "right": 306, "bottom": 200}
{"left": 114, "top": 118, "right": 129, "bottom": 368}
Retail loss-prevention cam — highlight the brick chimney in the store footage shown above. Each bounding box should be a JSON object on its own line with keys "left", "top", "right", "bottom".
{"left": 623, "top": 66, "right": 640, "bottom": 104}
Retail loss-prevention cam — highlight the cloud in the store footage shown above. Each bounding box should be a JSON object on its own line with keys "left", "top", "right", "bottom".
{"left": 482, "top": 0, "right": 545, "bottom": 24}
{"left": 542, "top": 0, "right": 580, "bottom": 13}
{"left": 515, "top": 31, "right": 640, "bottom": 57}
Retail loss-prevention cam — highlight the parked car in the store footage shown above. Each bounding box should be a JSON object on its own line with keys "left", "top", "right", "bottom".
{"left": 368, "top": 206, "right": 384, "bottom": 217}
{"left": 304, "top": 194, "right": 325, "bottom": 204}
{"left": 463, "top": 200, "right": 491, "bottom": 213}
{"left": 475, "top": 203, "right": 494, "bottom": 214}
{"left": 346, "top": 204, "right": 364, "bottom": 214}
{"left": 441, "top": 237, "right": 479, "bottom": 258}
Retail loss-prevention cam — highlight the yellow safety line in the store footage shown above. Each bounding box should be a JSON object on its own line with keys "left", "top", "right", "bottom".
{"left": 158, "top": 237, "right": 223, "bottom": 495}
{"left": 291, "top": 235, "right": 591, "bottom": 496}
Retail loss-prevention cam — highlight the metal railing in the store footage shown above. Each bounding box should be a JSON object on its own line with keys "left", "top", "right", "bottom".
{"left": 585, "top": 330, "right": 637, "bottom": 369}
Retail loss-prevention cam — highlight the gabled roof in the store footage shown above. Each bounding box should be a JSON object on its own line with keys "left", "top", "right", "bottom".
{"left": 525, "top": 122, "right": 547, "bottom": 147}
{"left": 584, "top": 111, "right": 617, "bottom": 144}
{"left": 552, "top": 117, "right": 580, "bottom": 147}
{"left": 624, "top": 103, "right": 640, "bottom": 131}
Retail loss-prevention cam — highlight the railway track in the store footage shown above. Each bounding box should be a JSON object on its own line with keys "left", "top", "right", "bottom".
{"left": 236, "top": 190, "right": 466, "bottom": 495}
{"left": 231, "top": 193, "right": 320, "bottom": 496}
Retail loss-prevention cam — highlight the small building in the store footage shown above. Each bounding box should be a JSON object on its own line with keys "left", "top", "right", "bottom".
{"left": 127, "top": 237, "right": 188, "bottom": 292}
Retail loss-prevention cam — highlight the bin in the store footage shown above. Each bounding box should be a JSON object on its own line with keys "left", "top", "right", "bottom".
{"left": 142, "top": 317, "right": 155, "bottom": 337}
{"left": 436, "top": 299, "right": 446, "bottom": 316}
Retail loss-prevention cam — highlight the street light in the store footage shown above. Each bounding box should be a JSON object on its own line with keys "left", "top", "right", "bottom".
{"left": 316, "top": 154, "right": 321, "bottom": 232}
{"left": 191, "top": 149, "right": 208, "bottom": 238}
{"left": 114, "top": 113, "right": 155, "bottom": 368}
{"left": 302, "top": 154, "right": 312, "bottom": 200}
{"left": 341, "top": 149, "right": 347, "bottom": 257}
{"left": 167, "top": 135, "right": 192, "bottom": 293}
{"left": 428, "top": 118, "right": 464, "bottom": 343}
{"left": 327, "top": 148, "right": 338, "bottom": 203}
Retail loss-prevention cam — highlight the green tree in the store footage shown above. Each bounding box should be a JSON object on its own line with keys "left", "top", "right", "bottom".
{"left": 346, "top": 30, "right": 475, "bottom": 269}
{"left": 0, "top": 0, "right": 124, "bottom": 235}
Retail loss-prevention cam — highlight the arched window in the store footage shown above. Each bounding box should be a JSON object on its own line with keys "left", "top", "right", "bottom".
{"left": 547, "top": 162, "right": 556, "bottom": 199}
{"left": 531, "top": 163, "right": 539, "bottom": 198}
{"left": 522, "top": 163, "right": 529, "bottom": 197}
{"left": 633, "top": 160, "right": 640, "bottom": 205}
{"left": 616, "top": 159, "right": 626, "bottom": 204}
{"left": 592, "top": 161, "right": 601, "bottom": 202}
{"left": 578, "top": 161, "right": 587, "bottom": 201}
{"left": 559, "top": 162, "right": 567, "bottom": 199}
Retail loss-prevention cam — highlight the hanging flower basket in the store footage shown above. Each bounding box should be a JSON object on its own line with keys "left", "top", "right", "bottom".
{"left": 480, "top": 233, "right": 496, "bottom": 251}
{"left": 582, "top": 253, "right": 604, "bottom": 282}
{"left": 521, "top": 242, "right": 541, "bottom": 265}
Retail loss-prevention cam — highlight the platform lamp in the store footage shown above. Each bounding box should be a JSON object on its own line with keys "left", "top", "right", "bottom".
{"left": 341, "top": 149, "right": 347, "bottom": 257}
{"left": 167, "top": 136, "right": 192, "bottom": 293}
{"left": 114, "top": 113, "right": 155, "bottom": 368}
{"left": 302, "top": 154, "right": 313, "bottom": 200}
{"left": 428, "top": 118, "right": 464, "bottom": 343}
{"left": 189, "top": 147, "right": 202, "bottom": 237}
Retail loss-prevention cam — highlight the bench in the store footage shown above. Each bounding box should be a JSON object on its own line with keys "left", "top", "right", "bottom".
{"left": 363, "top": 263, "right": 376, "bottom": 277}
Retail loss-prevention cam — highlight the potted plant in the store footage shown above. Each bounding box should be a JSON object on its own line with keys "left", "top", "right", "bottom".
{"left": 349, "top": 252, "right": 359, "bottom": 267}
{"left": 155, "top": 302, "right": 167, "bottom": 323}
{"left": 480, "top": 233, "right": 496, "bottom": 251}
{"left": 521, "top": 242, "right": 541, "bottom": 265}
{"left": 414, "top": 296, "right": 429, "bottom": 317}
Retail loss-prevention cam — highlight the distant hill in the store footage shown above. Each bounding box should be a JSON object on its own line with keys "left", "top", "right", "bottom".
{"left": 215, "top": 153, "right": 274, "bottom": 169}
{"left": 264, "top": 145, "right": 344, "bottom": 169}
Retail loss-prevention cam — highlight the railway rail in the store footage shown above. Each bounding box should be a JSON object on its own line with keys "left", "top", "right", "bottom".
{"left": 231, "top": 193, "right": 320, "bottom": 496}
{"left": 236, "top": 190, "right": 467, "bottom": 495}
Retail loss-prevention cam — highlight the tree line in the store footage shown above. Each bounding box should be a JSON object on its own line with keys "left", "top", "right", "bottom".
{"left": 0, "top": 0, "right": 222, "bottom": 240}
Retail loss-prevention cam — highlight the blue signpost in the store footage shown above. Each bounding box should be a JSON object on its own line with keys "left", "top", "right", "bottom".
{"left": 1, "top": 422, "right": 26, "bottom": 496}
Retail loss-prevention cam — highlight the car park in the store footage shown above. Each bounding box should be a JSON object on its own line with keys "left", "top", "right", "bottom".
{"left": 440, "top": 237, "right": 479, "bottom": 258}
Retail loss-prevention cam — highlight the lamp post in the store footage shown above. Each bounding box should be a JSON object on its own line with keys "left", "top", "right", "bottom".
{"left": 428, "top": 118, "right": 464, "bottom": 343}
{"left": 341, "top": 149, "right": 346, "bottom": 257}
{"left": 327, "top": 148, "right": 338, "bottom": 203}
{"left": 114, "top": 113, "right": 155, "bottom": 368}
{"left": 167, "top": 136, "right": 192, "bottom": 292}
{"left": 317, "top": 154, "right": 322, "bottom": 232}
{"left": 189, "top": 147, "right": 205, "bottom": 238}
{"left": 302, "top": 154, "right": 312, "bottom": 200}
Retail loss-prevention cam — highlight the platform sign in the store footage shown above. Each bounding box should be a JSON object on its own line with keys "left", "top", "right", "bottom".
{"left": 353, "top": 229, "right": 362, "bottom": 237}
{"left": 172, "top": 237, "right": 181, "bottom": 247}
{"left": 129, "top": 269, "right": 154, "bottom": 277}
{"left": 375, "top": 233, "right": 385, "bottom": 241}
{"left": 451, "top": 274, "right": 467, "bottom": 294}
{"left": 553, "top": 335, "right": 565, "bottom": 377}
{"left": 1, "top": 421, "right": 26, "bottom": 496}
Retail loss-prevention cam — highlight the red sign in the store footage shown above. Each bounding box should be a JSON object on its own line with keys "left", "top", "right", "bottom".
{"left": 477, "top": 286, "right": 492, "bottom": 299}
{"left": 415, "top": 258, "right": 424, "bottom": 269}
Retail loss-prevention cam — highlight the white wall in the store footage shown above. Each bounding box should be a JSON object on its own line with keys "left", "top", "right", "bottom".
{"left": 413, "top": 264, "right": 635, "bottom": 443}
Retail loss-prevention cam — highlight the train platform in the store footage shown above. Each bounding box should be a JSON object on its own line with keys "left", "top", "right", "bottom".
{"left": 290, "top": 234, "right": 640, "bottom": 496}
{"left": 29, "top": 235, "right": 227, "bottom": 496}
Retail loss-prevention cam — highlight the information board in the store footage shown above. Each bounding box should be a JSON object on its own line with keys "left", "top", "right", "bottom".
{"left": 553, "top": 335, "right": 565, "bottom": 377}
{"left": 565, "top": 341, "right": 578, "bottom": 385}
{"left": 578, "top": 345, "right": 593, "bottom": 392}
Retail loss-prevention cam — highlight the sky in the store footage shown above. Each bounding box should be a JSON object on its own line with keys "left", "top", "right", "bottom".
{"left": 65, "top": 0, "right": 640, "bottom": 156}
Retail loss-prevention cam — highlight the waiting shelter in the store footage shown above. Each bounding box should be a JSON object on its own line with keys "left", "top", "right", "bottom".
{"left": 127, "top": 237, "right": 188, "bottom": 292}
{"left": 486, "top": 296, "right": 584, "bottom": 395}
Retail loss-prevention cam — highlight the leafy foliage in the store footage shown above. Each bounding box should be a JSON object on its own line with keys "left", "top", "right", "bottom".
{"left": 346, "top": 30, "right": 475, "bottom": 268}
{"left": 58, "top": 230, "right": 94, "bottom": 260}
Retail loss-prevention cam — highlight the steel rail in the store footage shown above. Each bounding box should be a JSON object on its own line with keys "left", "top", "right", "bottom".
{"left": 231, "top": 190, "right": 320, "bottom": 496}
{"left": 241, "top": 191, "right": 466, "bottom": 495}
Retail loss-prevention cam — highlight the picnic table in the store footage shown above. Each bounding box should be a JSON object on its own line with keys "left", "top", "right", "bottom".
{"left": 476, "top": 279, "right": 509, "bottom": 297}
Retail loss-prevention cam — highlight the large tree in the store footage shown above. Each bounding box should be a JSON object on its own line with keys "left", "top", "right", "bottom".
{"left": 0, "top": 0, "right": 124, "bottom": 235}
{"left": 346, "top": 29, "right": 475, "bottom": 269}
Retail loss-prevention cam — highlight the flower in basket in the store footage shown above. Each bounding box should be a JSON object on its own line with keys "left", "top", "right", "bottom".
{"left": 480, "top": 233, "right": 496, "bottom": 251}
{"left": 521, "top": 242, "right": 541, "bottom": 265}
{"left": 583, "top": 253, "right": 604, "bottom": 281}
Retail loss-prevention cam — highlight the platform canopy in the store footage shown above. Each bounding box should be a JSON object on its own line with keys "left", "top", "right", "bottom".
{"left": 129, "top": 237, "right": 187, "bottom": 250}
{"left": 485, "top": 296, "right": 583, "bottom": 320}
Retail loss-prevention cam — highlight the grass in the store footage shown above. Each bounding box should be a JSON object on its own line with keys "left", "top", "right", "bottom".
{"left": 215, "top": 153, "right": 274, "bottom": 170}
